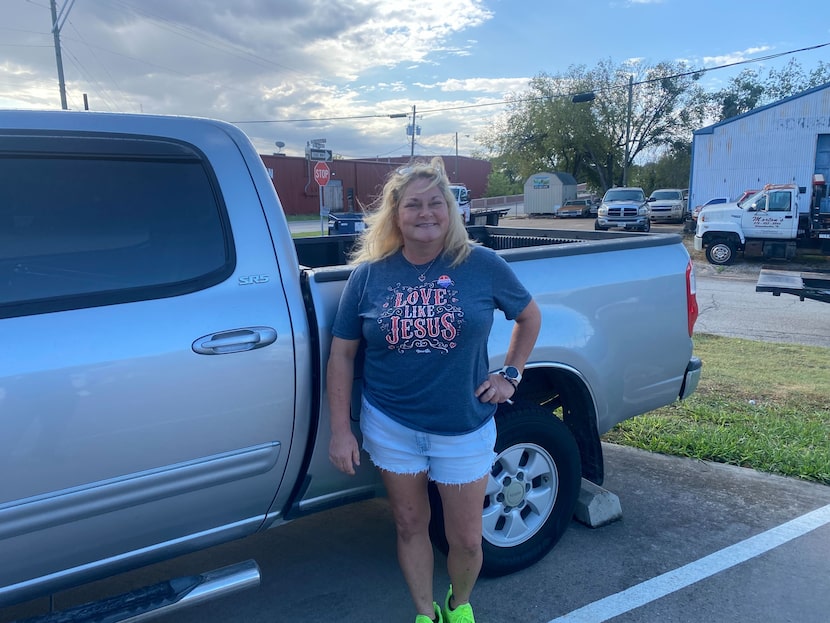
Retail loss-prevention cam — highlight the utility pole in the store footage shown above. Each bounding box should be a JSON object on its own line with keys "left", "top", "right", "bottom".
{"left": 391, "top": 106, "right": 419, "bottom": 159}
{"left": 623, "top": 75, "right": 633, "bottom": 186}
{"left": 409, "top": 105, "right": 416, "bottom": 158}
{"left": 50, "top": 0, "right": 76, "bottom": 110}
{"left": 454, "top": 132, "right": 458, "bottom": 179}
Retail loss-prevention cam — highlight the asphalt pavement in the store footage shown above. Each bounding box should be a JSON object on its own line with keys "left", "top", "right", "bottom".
{"left": 5, "top": 444, "right": 826, "bottom": 623}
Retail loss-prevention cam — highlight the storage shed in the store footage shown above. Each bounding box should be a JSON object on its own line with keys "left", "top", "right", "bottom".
{"left": 689, "top": 81, "right": 830, "bottom": 212}
{"left": 523, "top": 172, "right": 577, "bottom": 215}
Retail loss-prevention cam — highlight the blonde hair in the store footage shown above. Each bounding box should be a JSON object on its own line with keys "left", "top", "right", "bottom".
{"left": 349, "top": 156, "right": 474, "bottom": 267}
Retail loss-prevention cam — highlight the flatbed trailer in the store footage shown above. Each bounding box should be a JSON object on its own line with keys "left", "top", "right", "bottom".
{"left": 469, "top": 206, "right": 511, "bottom": 225}
{"left": 756, "top": 267, "right": 830, "bottom": 304}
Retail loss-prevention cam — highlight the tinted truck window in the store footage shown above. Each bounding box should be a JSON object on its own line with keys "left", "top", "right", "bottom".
{"left": 0, "top": 134, "right": 234, "bottom": 317}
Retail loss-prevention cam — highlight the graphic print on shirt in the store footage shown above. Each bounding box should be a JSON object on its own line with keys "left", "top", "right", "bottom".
{"left": 379, "top": 277, "right": 463, "bottom": 354}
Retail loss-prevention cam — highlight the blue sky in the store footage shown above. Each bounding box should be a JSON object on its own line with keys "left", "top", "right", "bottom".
{"left": 2, "top": 0, "right": 828, "bottom": 160}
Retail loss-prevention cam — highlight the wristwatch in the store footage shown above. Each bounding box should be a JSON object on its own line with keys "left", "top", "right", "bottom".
{"left": 498, "top": 365, "right": 522, "bottom": 387}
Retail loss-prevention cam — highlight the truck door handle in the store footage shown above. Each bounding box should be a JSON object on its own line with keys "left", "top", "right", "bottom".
{"left": 192, "top": 327, "right": 277, "bottom": 355}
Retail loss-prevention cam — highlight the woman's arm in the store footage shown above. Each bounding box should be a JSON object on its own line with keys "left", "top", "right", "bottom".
{"left": 327, "top": 336, "right": 362, "bottom": 475}
{"left": 504, "top": 298, "right": 542, "bottom": 373}
{"left": 476, "top": 299, "right": 542, "bottom": 404}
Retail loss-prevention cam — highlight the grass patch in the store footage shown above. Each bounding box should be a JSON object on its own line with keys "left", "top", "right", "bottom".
{"left": 603, "top": 334, "right": 830, "bottom": 484}
{"left": 292, "top": 230, "right": 324, "bottom": 239}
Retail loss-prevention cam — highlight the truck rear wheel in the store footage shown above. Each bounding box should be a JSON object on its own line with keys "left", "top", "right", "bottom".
{"left": 705, "top": 240, "right": 736, "bottom": 265}
{"left": 428, "top": 403, "right": 581, "bottom": 577}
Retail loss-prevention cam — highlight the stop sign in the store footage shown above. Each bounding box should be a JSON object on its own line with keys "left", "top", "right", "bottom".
{"left": 313, "top": 161, "right": 330, "bottom": 187}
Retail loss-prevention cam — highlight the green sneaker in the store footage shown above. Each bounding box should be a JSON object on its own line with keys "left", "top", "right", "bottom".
{"left": 443, "top": 586, "right": 475, "bottom": 623}
{"left": 414, "top": 601, "right": 443, "bottom": 623}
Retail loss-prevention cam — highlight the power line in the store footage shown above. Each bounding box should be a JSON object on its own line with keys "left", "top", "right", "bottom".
{"left": 608, "top": 41, "right": 830, "bottom": 95}
{"left": 231, "top": 41, "right": 830, "bottom": 125}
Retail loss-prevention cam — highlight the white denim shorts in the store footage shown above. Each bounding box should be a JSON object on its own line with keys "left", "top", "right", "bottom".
{"left": 359, "top": 397, "right": 497, "bottom": 485}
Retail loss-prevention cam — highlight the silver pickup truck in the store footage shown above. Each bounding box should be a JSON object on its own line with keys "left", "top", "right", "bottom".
{"left": 0, "top": 110, "right": 701, "bottom": 621}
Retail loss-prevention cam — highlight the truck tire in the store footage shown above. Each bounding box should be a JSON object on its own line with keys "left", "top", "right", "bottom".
{"left": 428, "top": 403, "right": 581, "bottom": 577}
{"left": 705, "top": 240, "right": 736, "bottom": 265}
{"left": 641, "top": 220, "right": 651, "bottom": 233}
{"left": 594, "top": 222, "right": 607, "bottom": 231}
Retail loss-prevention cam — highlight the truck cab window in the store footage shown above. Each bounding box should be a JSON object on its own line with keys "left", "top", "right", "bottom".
{"left": 0, "top": 135, "right": 234, "bottom": 317}
{"left": 768, "top": 191, "right": 791, "bottom": 212}
{"left": 748, "top": 196, "right": 766, "bottom": 212}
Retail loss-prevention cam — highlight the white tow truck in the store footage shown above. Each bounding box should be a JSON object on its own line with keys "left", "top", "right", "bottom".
{"left": 694, "top": 183, "right": 815, "bottom": 264}
{"left": 449, "top": 184, "right": 472, "bottom": 223}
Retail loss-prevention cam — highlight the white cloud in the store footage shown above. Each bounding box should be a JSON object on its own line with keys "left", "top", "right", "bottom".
{"left": 702, "top": 46, "right": 773, "bottom": 68}
{"left": 1, "top": 0, "right": 504, "bottom": 157}
{"left": 431, "top": 77, "right": 531, "bottom": 93}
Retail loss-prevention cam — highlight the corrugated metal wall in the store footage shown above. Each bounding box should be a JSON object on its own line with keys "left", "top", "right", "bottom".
{"left": 260, "top": 154, "right": 491, "bottom": 216}
{"left": 689, "top": 83, "right": 830, "bottom": 212}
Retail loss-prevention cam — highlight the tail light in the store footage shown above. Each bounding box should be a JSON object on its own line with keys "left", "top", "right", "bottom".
{"left": 686, "top": 259, "right": 699, "bottom": 336}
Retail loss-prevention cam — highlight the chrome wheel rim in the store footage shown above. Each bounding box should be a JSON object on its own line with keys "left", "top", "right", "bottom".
{"left": 483, "top": 443, "right": 558, "bottom": 547}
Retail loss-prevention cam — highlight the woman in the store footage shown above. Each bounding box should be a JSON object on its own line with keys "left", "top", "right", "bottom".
{"left": 327, "top": 157, "right": 541, "bottom": 623}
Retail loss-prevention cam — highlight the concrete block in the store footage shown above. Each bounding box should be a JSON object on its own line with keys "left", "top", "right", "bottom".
{"left": 574, "top": 478, "right": 622, "bottom": 528}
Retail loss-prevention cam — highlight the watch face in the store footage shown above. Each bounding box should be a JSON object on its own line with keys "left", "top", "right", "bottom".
{"left": 503, "top": 366, "right": 520, "bottom": 380}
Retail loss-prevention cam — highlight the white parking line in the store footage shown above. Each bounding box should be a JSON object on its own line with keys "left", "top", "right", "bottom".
{"left": 549, "top": 503, "right": 830, "bottom": 623}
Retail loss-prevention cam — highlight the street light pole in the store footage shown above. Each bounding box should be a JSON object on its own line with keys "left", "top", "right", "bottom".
{"left": 572, "top": 82, "right": 633, "bottom": 187}
{"left": 623, "top": 75, "right": 633, "bottom": 187}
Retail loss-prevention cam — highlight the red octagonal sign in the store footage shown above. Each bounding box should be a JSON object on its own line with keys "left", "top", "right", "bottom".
{"left": 313, "top": 161, "right": 331, "bottom": 187}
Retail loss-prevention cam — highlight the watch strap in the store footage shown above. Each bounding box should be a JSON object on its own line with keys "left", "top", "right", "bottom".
{"left": 498, "top": 365, "right": 521, "bottom": 386}
{"left": 501, "top": 375, "right": 519, "bottom": 388}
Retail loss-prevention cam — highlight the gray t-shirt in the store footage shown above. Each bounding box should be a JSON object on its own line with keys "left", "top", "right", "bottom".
{"left": 332, "top": 245, "right": 531, "bottom": 435}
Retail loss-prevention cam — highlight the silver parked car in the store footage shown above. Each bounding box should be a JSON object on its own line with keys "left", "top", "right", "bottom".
{"left": 647, "top": 189, "right": 687, "bottom": 224}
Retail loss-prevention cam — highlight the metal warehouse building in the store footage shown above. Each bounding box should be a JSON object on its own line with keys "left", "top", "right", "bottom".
{"left": 689, "top": 81, "right": 830, "bottom": 212}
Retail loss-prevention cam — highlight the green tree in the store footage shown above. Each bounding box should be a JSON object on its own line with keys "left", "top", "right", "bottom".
{"left": 634, "top": 140, "right": 692, "bottom": 193}
{"left": 709, "top": 68, "right": 765, "bottom": 120}
{"left": 479, "top": 59, "right": 708, "bottom": 192}
{"left": 710, "top": 59, "right": 830, "bottom": 121}
{"left": 485, "top": 167, "right": 523, "bottom": 196}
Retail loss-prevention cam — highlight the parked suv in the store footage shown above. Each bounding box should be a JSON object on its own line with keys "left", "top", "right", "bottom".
{"left": 647, "top": 188, "right": 687, "bottom": 224}
{"left": 595, "top": 187, "right": 650, "bottom": 232}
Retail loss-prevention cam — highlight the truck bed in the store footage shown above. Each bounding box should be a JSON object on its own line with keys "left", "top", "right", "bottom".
{"left": 294, "top": 225, "right": 679, "bottom": 268}
{"left": 297, "top": 225, "right": 696, "bottom": 464}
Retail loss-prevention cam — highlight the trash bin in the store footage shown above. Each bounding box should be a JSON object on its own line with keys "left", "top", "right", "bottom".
{"left": 328, "top": 212, "right": 365, "bottom": 235}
